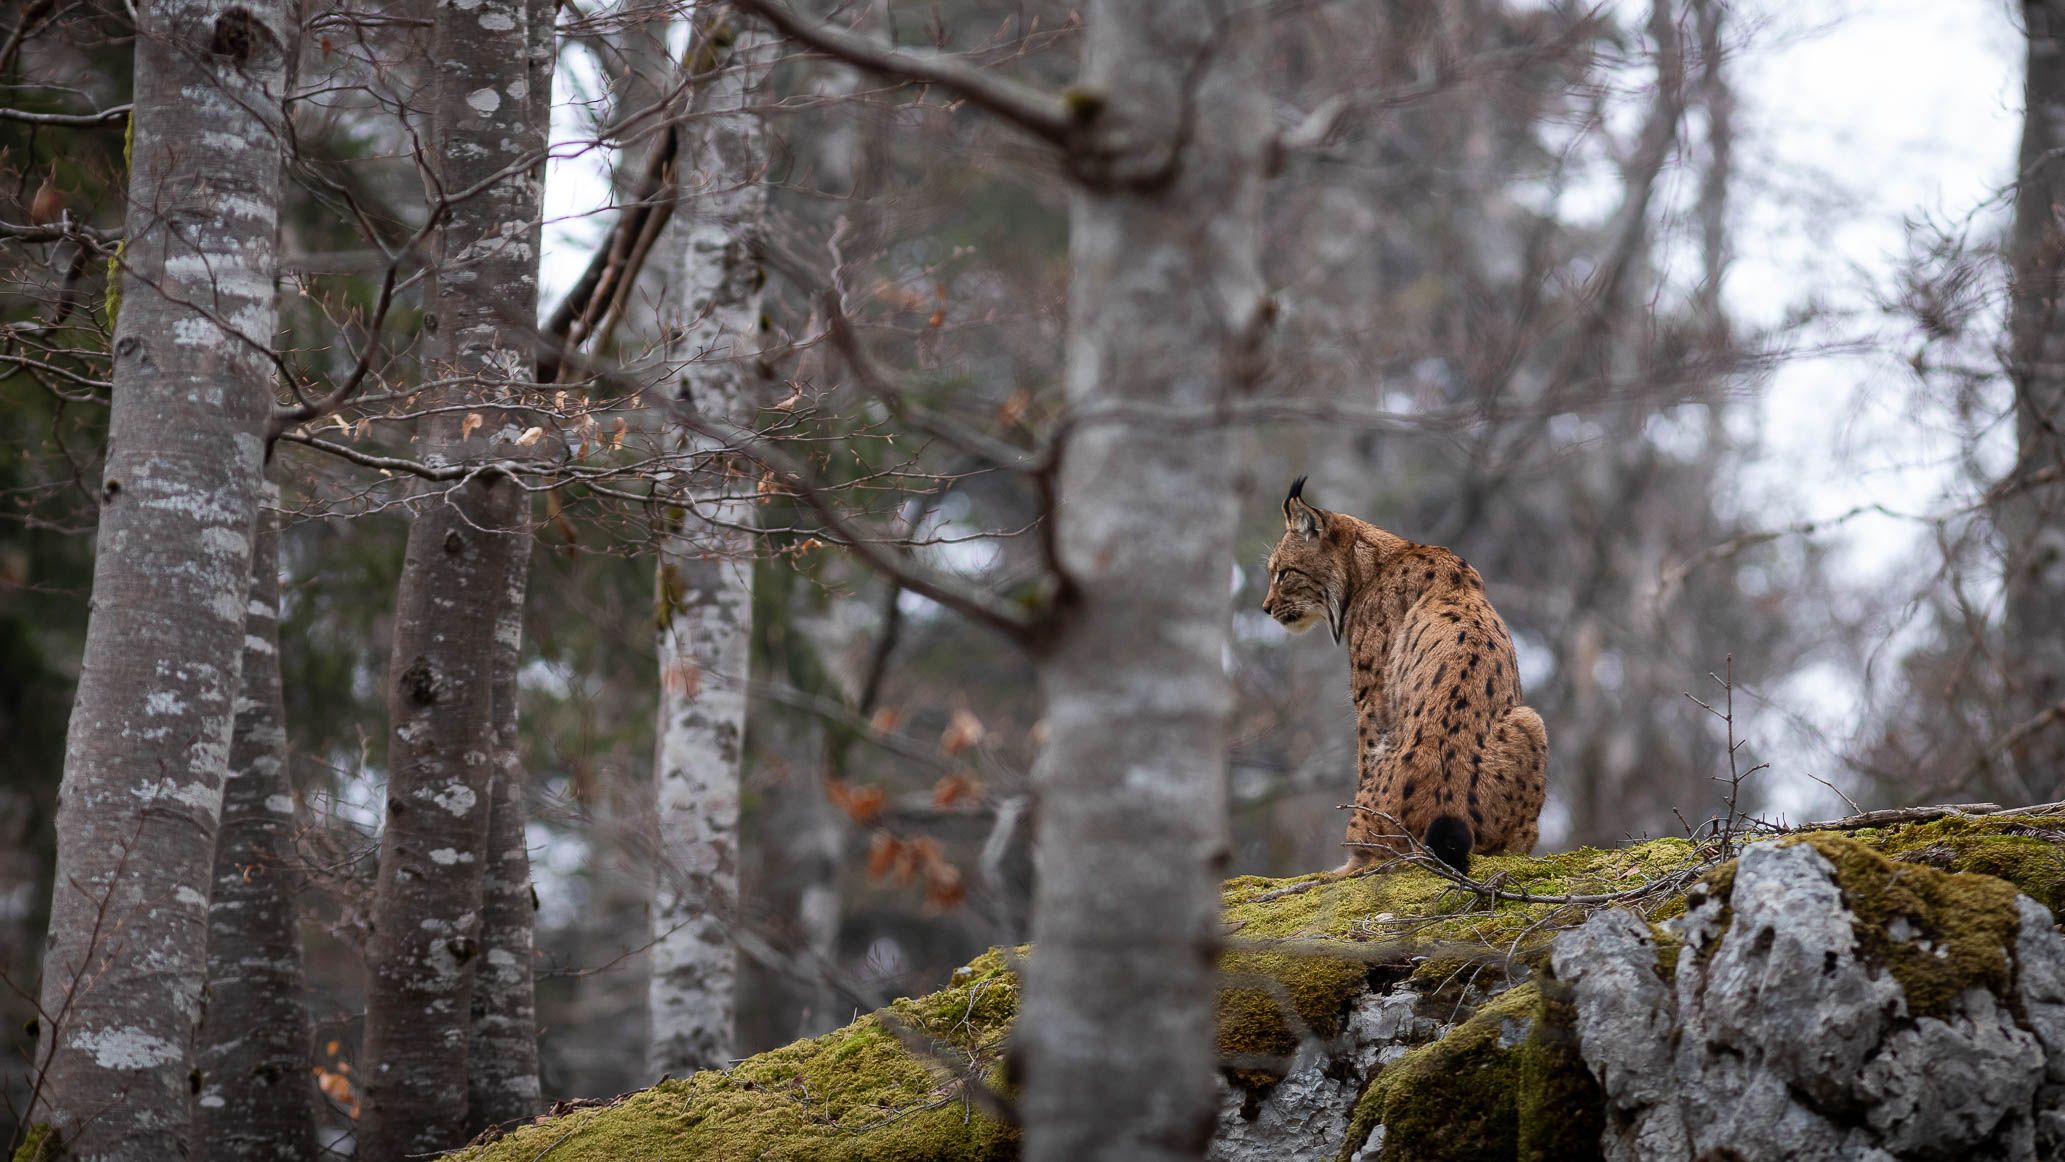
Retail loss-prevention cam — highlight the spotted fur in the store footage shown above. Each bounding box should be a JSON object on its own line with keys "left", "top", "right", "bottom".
{"left": 1262, "top": 478, "right": 1547, "bottom": 873}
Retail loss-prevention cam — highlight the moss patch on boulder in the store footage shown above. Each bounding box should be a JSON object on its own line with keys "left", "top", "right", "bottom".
{"left": 1338, "top": 980, "right": 1604, "bottom": 1162}
{"left": 1867, "top": 812, "right": 2065, "bottom": 913}
{"left": 1794, "top": 834, "right": 2027, "bottom": 1020}
{"left": 449, "top": 950, "right": 1022, "bottom": 1162}
{"left": 8, "top": 1125, "right": 58, "bottom": 1162}
{"left": 1216, "top": 837, "right": 1705, "bottom": 1077}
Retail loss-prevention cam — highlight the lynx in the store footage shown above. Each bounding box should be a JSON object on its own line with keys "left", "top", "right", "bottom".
{"left": 1262, "top": 478, "right": 1547, "bottom": 873}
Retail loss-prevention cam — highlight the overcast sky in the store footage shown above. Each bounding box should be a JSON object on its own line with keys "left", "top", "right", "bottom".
{"left": 1716, "top": 0, "right": 2022, "bottom": 815}
{"left": 1735, "top": 0, "right": 2020, "bottom": 551}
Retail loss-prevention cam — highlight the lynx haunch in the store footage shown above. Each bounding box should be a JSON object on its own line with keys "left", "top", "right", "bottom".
{"left": 1262, "top": 478, "right": 1547, "bottom": 874}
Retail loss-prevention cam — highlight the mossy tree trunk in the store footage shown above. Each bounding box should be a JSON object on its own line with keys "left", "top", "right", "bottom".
{"left": 30, "top": 0, "right": 287, "bottom": 1151}
{"left": 356, "top": 0, "right": 548, "bottom": 1144}
{"left": 649, "top": 13, "right": 774, "bottom": 1079}
{"left": 2001, "top": 1, "right": 2065, "bottom": 799}
{"left": 1015, "top": 3, "right": 1272, "bottom": 1160}
{"left": 193, "top": 485, "right": 319, "bottom": 1159}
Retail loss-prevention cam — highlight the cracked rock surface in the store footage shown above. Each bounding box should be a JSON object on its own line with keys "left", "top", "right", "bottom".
{"left": 1209, "top": 983, "right": 1451, "bottom": 1162}
{"left": 1554, "top": 841, "right": 2065, "bottom": 1162}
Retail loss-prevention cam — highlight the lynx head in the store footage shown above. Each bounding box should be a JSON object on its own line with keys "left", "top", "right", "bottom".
{"left": 1263, "top": 476, "right": 1349, "bottom": 643}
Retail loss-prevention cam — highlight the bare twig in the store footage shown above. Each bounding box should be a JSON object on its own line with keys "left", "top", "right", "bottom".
{"left": 1923, "top": 698, "right": 2065, "bottom": 800}
{"left": 728, "top": 0, "right": 1076, "bottom": 146}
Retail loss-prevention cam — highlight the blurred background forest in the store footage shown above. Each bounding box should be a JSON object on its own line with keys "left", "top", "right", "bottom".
{"left": 0, "top": 0, "right": 2044, "bottom": 1147}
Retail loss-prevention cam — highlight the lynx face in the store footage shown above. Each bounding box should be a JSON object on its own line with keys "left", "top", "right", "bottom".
{"left": 1262, "top": 477, "right": 1347, "bottom": 642}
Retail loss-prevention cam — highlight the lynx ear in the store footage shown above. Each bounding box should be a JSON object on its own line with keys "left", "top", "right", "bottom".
{"left": 1283, "top": 476, "right": 1324, "bottom": 538}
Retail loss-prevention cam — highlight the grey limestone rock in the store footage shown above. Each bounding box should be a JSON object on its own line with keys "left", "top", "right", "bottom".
{"left": 1553, "top": 840, "right": 2065, "bottom": 1161}
{"left": 1207, "top": 977, "right": 1452, "bottom": 1162}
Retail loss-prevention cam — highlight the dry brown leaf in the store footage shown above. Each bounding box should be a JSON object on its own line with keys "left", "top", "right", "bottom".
{"left": 866, "top": 831, "right": 899, "bottom": 880}
{"left": 828, "top": 778, "right": 885, "bottom": 825}
{"left": 940, "top": 707, "right": 986, "bottom": 756}
{"left": 28, "top": 175, "right": 61, "bottom": 225}
{"left": 931, "top": 772, "right": 982, "bottom": 809}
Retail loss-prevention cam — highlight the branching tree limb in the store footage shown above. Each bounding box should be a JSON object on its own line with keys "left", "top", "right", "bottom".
{"left": 728, "top": 0, "right": 1076, "bottom": 146}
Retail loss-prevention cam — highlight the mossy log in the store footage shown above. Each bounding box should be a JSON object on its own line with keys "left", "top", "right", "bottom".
{"left": 446, "top": 810, "right": 2065, "bottom": 1162}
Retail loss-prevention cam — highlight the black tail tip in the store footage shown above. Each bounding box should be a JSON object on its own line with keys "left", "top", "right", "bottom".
{"left": 1425, "top": 815, "right": 1473, "bottom": 875}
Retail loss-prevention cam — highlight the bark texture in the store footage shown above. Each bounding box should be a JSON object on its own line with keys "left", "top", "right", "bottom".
{"left": 1014, "top": 5, "right": 1272, "bottom": 1160}
{"left": 2003, "top": 1, "right": 2065, "bottom": 798}
{"left": 648, "top": 13, "right": 773, "bottom": 1079}
{"left": 467, "top": 537, "right": 542, "bottom": 1130}
{"left": 30, "top": 1, "right": 287, "bottom": 1153}
{"left": 193, "top": 486, "right": 319, "bottom": 1160}
{"left": 462, "top": 0, "right": 558, "bottom": 1127}
{"left": 355, "top": 0, "right": 545, "bottom": 1147}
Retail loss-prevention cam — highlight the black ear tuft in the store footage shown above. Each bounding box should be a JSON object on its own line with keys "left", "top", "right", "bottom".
{"left": 1287, "top": 475, "right": 1307, "bottom": 503}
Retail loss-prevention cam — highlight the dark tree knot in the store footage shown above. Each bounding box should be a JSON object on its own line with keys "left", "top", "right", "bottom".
{"left": 399, "top": 657, "right": 443, "bottom": 706}
{"left": 207, "top": 7, "right": 270, "bottom": 63}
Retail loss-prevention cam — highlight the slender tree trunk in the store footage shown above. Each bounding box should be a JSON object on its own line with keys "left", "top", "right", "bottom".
{"left": 356, "top": 0, "right": 545, "bottom": 1147}
{"left": 648, "top": 12, "right": 773, "bottom": 1078}
{"left": 1015, "top": 4, "right": 1270, "bottom": 1160}
{"left": 192, "top": 485, "right": 318, "bottom": 1161}
{"left": 1691, "top": 0, "right": 1731, "bottom": 331}
{"left": 466, "top": 541, "right": 542, "bottom": 1130}
{"left": 463, "top": 0, "right": 558, "bottom": 1128}
{"left": 2002, "top": 1, "right": 2065, "bottom": 798}
{"left": 30, "top": 0, "right": 287, "bottom": 1153}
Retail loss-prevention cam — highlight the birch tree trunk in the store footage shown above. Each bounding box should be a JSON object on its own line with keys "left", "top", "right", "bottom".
{"left": 192, "top": 485, "right": 318, "bottom": 1161}
{"left": 356, "top": 0, "right": 545, "bottom": 1147}
{"left": 29, "top": 0, "right": 287, "bottom": 1153}
{"left": 648, "top": 12, "right": 773, "bottom": 1078}
{"left": 463, "top": 0, "right": 558, "bottom": 1128}
{"left": 2002, "top": 0, "right": 2065, "bottom": 798}
{"left": 1015, "top": 4, "right": 1271, "bottom": 1159}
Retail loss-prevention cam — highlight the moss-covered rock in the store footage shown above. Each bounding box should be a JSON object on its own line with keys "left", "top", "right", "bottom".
{"left": 450, "top": 950, "right": 1022, "bottom": 1162}
{"left": 447, "top": 811, "right": 2065, "bottom": 1162}
{"left": 1339, "top": 982, "right": 1604, "bottom": 1162}
{"left": 8, "top": 1125, "right": 59, "bottom": 1162}
{"left": 1795, "top": 834, "right": 2027, "bottom": 1020}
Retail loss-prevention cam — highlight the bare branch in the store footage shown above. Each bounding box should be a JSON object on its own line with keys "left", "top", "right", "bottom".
{"left": 728, "top": 0, "right": 1076, "bottom": 147}
{"left": 0, "top": 103, "right": 130, "bottom": 127}
{"left": 820, "top": 291, "right": 1040, "bottom": 472}
{"left": 673, "top": 406, "right": 1042, "bottom": 643}
{"left": 1922, "top": 699, "right": 2065, "bottom": 800}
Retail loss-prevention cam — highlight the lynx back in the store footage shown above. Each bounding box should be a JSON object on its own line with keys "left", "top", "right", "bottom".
{"left": 1262, "top": 478, "right": 1546, "bottom": 873}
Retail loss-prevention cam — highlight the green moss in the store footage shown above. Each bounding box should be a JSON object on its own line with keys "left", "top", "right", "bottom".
{"left": 10, "top": 1125, "right": 59, "bottom": 1162}
{"left": 1649, "top": 924, "right": 1683, "bottom": 986}
{"left": 1791, "top": 835, "right": 2025, "bottom": 1021}
{"left": 104, "top": 112, "right": 131, "bottom": 329}
{"left": 449, "top": 951, "right": 1022, "bottom": 1162}
{"left": 1866, "top": 813, "right": 2065, "bottom": 913}
{"left": 1218, "top": 872, "right": 1389, "bottom": 1078}
{"left": 1338, "top": 982, "right": 1603, "bottom": 1162}
{"left": 654, "top": 563, "right": 686, "bottom": 634}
